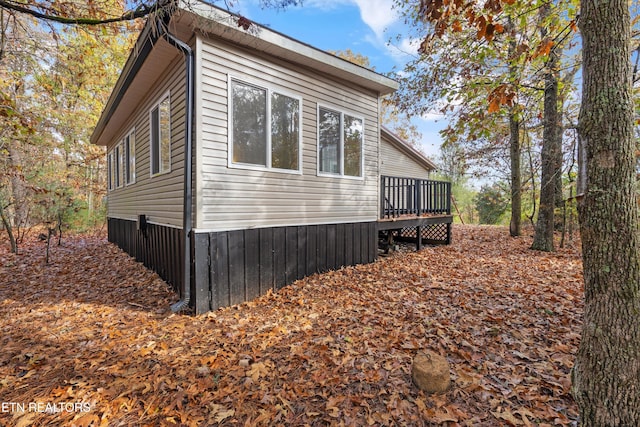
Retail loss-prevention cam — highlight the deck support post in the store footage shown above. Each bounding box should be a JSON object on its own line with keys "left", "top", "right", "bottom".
{"left": 416, "top": 179, "right": 422, "bottom": 217}
{"left": 416, "top": 225, "right": 422, "bottom": 250}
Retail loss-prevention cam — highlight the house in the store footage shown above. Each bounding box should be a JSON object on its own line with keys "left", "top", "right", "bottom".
{"left": 91, "top": 0, "right": 453, "bottom": 314}
{"left": 380, "top": 126, "right": 436, "bottom": 179}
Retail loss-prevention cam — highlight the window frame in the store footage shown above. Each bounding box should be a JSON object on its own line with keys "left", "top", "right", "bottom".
{"left": 149, "top": 91, "right": 172, "bottom": 177}
{"left": 114, "top": 143, "right": 123, "bottom": 188}
{"left": 107, "top": 151, "right": 114, "bottom": 191}
{"left": 316, "top": 104, "right": 365, "bottom": 180}
{"left": 124, "top": 128, "right": 136, "bottom": 185}
{"left": 227, "top": 76, "right": 303, "bottom": 175}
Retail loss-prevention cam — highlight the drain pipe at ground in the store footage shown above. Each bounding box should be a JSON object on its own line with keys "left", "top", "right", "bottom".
{"left": 158, "top": 21, "right": 194, "bottom": 313}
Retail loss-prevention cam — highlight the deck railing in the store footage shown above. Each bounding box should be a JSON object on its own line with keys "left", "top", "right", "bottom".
{"left": 380, "top": 175, "right": 452, "bottom": 219}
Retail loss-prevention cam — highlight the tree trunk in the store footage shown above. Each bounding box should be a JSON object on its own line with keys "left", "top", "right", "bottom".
{"left": 554, "top": 91, "right": 565, "bottom": 211}
{"left": 0, "top": 200, "right": 17, "bottom": 253}
{"left": 573, "top": 0, "right": 640, "bottom": 424}
{"left": 509, "top": 112, "right": 521, "bottom": 237}
{"left": 576, "top": 132, "right": 587, "bottom": 196}
{"left": 531, "top": 7, "right": 561, "bottom": 251}
{"left": 7, "top": 142, "right": 29, "bottom": 234}
{"left": 507, "top": 21, "right": 521, "bottom": 237}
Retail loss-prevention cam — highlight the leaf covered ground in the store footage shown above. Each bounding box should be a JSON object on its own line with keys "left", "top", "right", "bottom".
{"left": 0, "top": 225, "right": 583, "bottom": 426}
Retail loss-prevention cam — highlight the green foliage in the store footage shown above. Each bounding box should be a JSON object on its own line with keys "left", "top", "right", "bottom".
{"left": 431, "top": 172, "right": 478, "bottom": 224}
{"left": 0, "top": 2, "right": 134, "bottom": 247}
{"left": 474, "top": 183, "right": 509, "bottom": 225}
{"left": 390, "top": 0, "right": 583, "bottom": 237}
{"left": 452, "top": 181, "right": 478, "bottom": 224}
{"left": 331, "top": 49, "right": 424, "bottom": 149}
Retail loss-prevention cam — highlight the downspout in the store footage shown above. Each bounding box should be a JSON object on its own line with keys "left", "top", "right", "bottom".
{"left": 158, "top": 20, "right": 194, "bottom": 313}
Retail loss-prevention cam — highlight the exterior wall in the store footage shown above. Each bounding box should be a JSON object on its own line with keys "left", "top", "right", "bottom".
{"left": 191, "top": 221, "right": 378, "bottom": 314}
{"left": 380, "top": 135, "right": 432, "bottom": 180}
{"left": 105, "top": 31, "right": 391, "bottom": 314}
{"left": 106, "top": 44, "right": 187, "bottom": 228}
{"left": 195, "top": 35, "right": 382, "bottom": 232}
{"left": 108, "top": 218, "right": 184, "bottom": 292}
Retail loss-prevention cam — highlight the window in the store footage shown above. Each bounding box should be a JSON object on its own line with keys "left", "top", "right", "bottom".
{"left": 270, "top": 92, "right": 300, "bottom": 170}
{"left": 150, "top": 93, "right": 171, "bottom": 176}
{"left": 124, "top": 130, "right": 135, "bottom": 185}
{"left": 343, "top": 114, "right": 363, "bottom": 177}
{"left": 318, "top": 108, "right": 340, "bottom": 174}
{"left": 230, "top": 79, "right": 300, "bottom": 172}
{"left": 107, "top": 152, "right": 114, "bottom": 191}
{"left": 114, "top": 144, "right": 122, "bottom": 188}
{"left": 318, "top": 106, "right": 363, "bottom": 178}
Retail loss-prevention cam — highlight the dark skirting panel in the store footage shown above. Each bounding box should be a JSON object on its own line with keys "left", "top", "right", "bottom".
{"left": 192, "top": 221, "right": 378, "bottom": 314}
{"left": 107, "top": 217, "right": 184, "bottom": 294}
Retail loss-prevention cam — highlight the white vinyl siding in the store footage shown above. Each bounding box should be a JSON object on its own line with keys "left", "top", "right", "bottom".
{"left": 380, "top": 135, "right": 432, "bottom": 180}
{"left": 106, "top": 45, "right": 186, "bottom": 227}
{"left": 196, "top": 35, "right": 381, "bottom": 231}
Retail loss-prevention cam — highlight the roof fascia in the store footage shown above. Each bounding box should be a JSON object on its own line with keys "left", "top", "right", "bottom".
{"left": 90, "top": 13, "right": 173, "bottom": 145}
{"left": 178, "top": 0, "right": 398, "bottom": 95}
{"left": 91, "top": 1, "right": 399, "bottom": 146}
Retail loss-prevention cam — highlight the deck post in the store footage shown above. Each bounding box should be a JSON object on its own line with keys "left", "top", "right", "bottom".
{"left": 416, "top": 179, "right": 422, "bottom": 216}
{"left": 416, "top": 225, "right": 422, "bottom": 250}
{"left": 380, "top": 175, "right": 385, "bottom": 218}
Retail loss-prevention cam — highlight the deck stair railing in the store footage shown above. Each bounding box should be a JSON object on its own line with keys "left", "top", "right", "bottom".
{"left": 380, "top": 175, "right": 451, "bottom": 219}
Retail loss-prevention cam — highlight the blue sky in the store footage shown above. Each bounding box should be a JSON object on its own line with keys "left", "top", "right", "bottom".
{"left": 238, "top": 0, "right": 447, "bottom": 160}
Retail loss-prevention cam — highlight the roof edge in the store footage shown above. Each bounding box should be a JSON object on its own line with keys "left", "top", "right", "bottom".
{"left": 381, "top": 125, "right": 438, "bottom": 171}
{"left": 179, "top": 1, "right": 398, "bottom": 94}
{"left": 90, "top": 15, "right": 168, "bottom": 145}
{"left": 91, "top": 1, "right": 399, "bottom": 146}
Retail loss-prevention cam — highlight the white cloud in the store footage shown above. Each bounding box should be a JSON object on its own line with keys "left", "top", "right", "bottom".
{"left": 303, "top": 0, "right": 399, "bottom": 40}
{"left": 419, "top": 95, "right": 462, "bottom": 123}
{"left": 304, "top": 0, "right": 346, "bottom": 10}
{"left": 383, "top": 36, "right": 421, "bottom": 63}
{"left": 420, "top": 111, "right": 446, "bottom": 122}
{"left": 352, "top": 0, "right": 399, "bottom": 40}
{"left": 398, "top": 37, "right": 420, "bottom": 55}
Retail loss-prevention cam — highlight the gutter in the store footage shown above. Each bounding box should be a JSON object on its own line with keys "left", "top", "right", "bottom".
{"left": 156, "top": 19, "right": 195, "bottom": 313}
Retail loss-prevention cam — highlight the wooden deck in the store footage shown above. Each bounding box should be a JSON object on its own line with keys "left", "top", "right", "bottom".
{"left": 378, "top": 176, "right": 453, "bottom": 248}
{"left": 377, "top": 213, "right": 453, "bottom": 230}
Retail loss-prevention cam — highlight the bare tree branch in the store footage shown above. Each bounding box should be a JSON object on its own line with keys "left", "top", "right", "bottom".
{"left": 0, "top": 0, "right": 158, "bottom": 25}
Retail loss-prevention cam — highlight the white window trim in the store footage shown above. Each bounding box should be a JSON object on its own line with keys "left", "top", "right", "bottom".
{"left": 124, "top": 128, "right": 136, "bottom": 186}
{"left": 107, "top": 151, "right": 114, "bottom": 192}
{"left": 115, "top": 142, "right": 123, "bottom": 189}
{"left": 149, "top": 91, "right": 172, "bottom": 177}
{"left": 227, "top": 76, "right": 303, "bottom": 175}
{"left": 316, "top": 103, "right": 365, "bottom": 181}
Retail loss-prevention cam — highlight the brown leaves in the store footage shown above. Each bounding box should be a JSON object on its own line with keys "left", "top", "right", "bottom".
{"left": 0, "top": 225, "right": 583, "bottom": 425}
{"left": 487, "top": 83, "right": 517, "bottom": 113}
{"left": 237, "top": 16, "right": 253, "bottom": 31}
{"left": 531, "top": 38, "right": 555, "bottom": 60}
{"left": 420, "top": 0, "right": 505, "bottom": 41}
